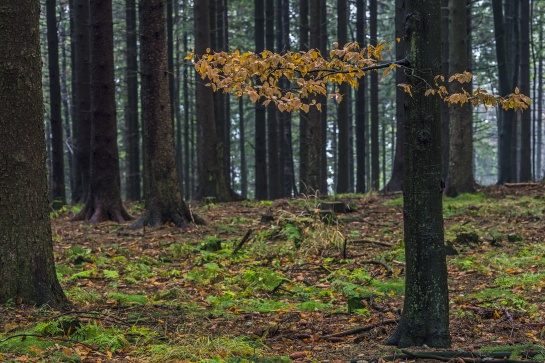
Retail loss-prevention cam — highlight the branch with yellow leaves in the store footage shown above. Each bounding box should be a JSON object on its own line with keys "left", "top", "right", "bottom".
{"left": 188, "top": 41, "right": 530, "bottom": 113}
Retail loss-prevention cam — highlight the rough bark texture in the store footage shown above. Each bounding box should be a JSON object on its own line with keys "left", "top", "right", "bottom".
{"left": 194, "top": 0, "right": 236, "bottom": 202}
{"left": 385, "top": 0, "right": 451, "bottom": 348}
{"left": 370, "top": 0, "right": 380, "bottom": 191}
{"left": 440, "top": 0, "right": 450, "bottom": 180}
{"left": 124, "top": 0, "right": 140, "bottom": 201}
{"left": 336, "top": 0, "right": 350, "bottom": 194}
{"left": 493, "top": 0, "right": 515, "bottom": 183}
{"left": 132, "top": 0, "right": 202, "bottom": 228}
{"left": 519, "top": 0, "right": 532, "bottom": 181}
{"left": 72, "top": 0, "right": 92, "bottom": 203}
{"left": 72, "top": 0, "right": 132, "bottom": 223}
{"left": 300, "top": 1, "right": 323, "bottom": 194}
{"left": 445, "top": 0, "right": 475, "bottom": 197}
{"left": 255, "top": 0, "right": 268, "bottom": 200}
{"left": 0, "top": 0, "right": 69, "bottom": 308}
{"left": 355, "top": 0, "right": 366, "bottom": 193}
{"left": 383, "top": 0, "right": 404, "bottom": 193}
{"left": 267, "top": 0, "right": 280, "bottom": 199}
{"left": 46, "top": 0, "right": 66, "bottom": 207}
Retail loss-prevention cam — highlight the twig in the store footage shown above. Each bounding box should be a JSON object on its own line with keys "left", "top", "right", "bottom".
{"left": 350, "top": 239, "right": 394, "bottom": 247}
{"left": 232, "top": 229, "right": 253, "bottom": 255}
{"left": 361, "top": 260, "right": 392, "bottom": 275}
{"left": 320, "top": 318, "right": 398, "bottom": 338}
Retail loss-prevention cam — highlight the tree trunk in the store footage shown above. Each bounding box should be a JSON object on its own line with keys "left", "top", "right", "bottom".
{"left": 370, "top": 0, "right": 380, "bottom": 190}
{"left": 385, "top": 0, "right": 450, "bottom": 348}
{"left": 239, "top": 98, "right": 248, "bottom": 198}
{"left": 538, "top": 22, "right": 543, "bottom": 179}
{"left": 194, "top": 0, "right": 235, "bottom": 202}
{"left": 132, "top": 0, "right": 202, "bottom": 228}
{"left": 319, "top": 0, "right": 328, "bottom": 194}
{"left": 267, "top": 0, "right": 280, "bottom": 199}
{"left": 355, "top": 0, "right": 367, "bottom": 193}
{"left": 72, "top": 0, "right": 92, "bottom": 203}
{"left": 336, "top": 0, "right": 350, "bottom": 194}
{"left": 0, "top": 0, "right": 69, "bottom": 308}
{"left": 445, "top": 0, "right": 475, "bottom": 197}
{"left": 124, "top": 0, "right": 140, "bottom": 201}
{"left": 298, "top": 0, "right": 309, "bottom": 195}
{"left": 440, "top": 0, "right": 450, "bottom": 181}
{"left": 493, "top": 0, "right": 515, "bottom": 183}
{"left": 383, "top": 0, "right": 404, "bottom": 193}
{"left": 46, "top": 0, "right": 66, "bottom": 208}
{"left": 300, "top": 0, "right": 323, "bottom": 194}
{"left": 72, "top": 0, "right": 132, "bottom": 223}
{"left": 519, "top": 0, "right": 532, "bottom": 181}
{"left": 255, "top": 0, "right": 268, "bottom": 199}
{"left": 281, "top": 0, "right": 294, "bottom": 196}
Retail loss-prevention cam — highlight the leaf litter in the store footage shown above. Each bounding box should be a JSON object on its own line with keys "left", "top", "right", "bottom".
{"left": 0, "top": 185, "right": 544, "bottom": 362}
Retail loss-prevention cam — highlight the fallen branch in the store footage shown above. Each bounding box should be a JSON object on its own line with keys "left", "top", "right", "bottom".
{"left": 397, "top": 350, "right": 544, "bottom": 363}
{"left": 232, "top": 228, "right": 253, "bottom": 255}
{"left": 361, "top": 260, "right": 392, "bottom": 275}
{"left": 350, "top": 239, "right": 394, "bottom": 247}
{"left": 320, "top": 318, "right": 398, "bottom": 339}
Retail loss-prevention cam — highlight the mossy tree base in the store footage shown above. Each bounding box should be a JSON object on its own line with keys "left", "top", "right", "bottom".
{"left": 71, "top": 197, "right": 132, "bottom": 224}
{"left": 130, "top": 204, "right": 205, "bottom": 229}
{"left": 385, "top": 318, "right": 451, "bottom": 348}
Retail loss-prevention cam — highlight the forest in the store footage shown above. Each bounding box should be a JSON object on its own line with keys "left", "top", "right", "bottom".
{"left": 0, "top": 0, "right": 544, "bottom": 362}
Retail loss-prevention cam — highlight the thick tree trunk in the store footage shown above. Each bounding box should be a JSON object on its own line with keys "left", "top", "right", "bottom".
{"left": 0, "top": 0, "right": 69, "bottom": 308}
{"left": 336, "top": 0, "right": 350, "bottom": 194}
{"left": 132, "top": 0, "right": 202, "bottom": 228}
{"left": 46, "top": 0, "right": 66, "bottom": 208}
{"left": 125, "top": 0, "right": 140, "bottom": 201}
{"left": 440, "top": 0, "right": 450, "bottom": 181}
{"left": 72, "top": 0, "right": 92, "bottom": 203}
{"left": 383, "top": 0, "right": 404, "bottom": 193}
{"left": 355, "top": 0, "right": 367, "bottom": 193}
{"left": 445, "top": 0, "right": 475, "bottom": 197}
{"left": 385, "top": 0, "right": 450, "bottom": 348}
{"left": 255, "top": 0, "right": 268, "bottom": 199}
{"left": 72, "top": 0, "right": 132, "bottom": 223}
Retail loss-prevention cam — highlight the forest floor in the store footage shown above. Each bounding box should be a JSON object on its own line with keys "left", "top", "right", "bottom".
{"left": 1, "top": 185, "right": 545, "bottom": 363}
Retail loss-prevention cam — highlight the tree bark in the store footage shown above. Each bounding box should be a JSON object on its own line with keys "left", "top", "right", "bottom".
{"left": 298, "top": 0, "right": 309, "bottom": 195}
{"left": 124, "top": 0, "right": 140, "bottom": 201}
{"left": 132, "top": 0, "right": 202, "bottom": 228}
{"left": 440, "top": 0, "right": 450, "bottom": 181}
{"left": 267, "top": 0, "right": 280, "bottom": 199}
{"left": 493, "top": 0, "right": 515, "bottom": 183}
{"left": 194, "top": 0, "right": 236, "bottom": 202}
{"left": 0, "top": 0, "right": 69, "bottom": 308}
{"left": 73, "top": 0, "right": 132, "bottom": 223}
{"left": 370, "top": 0, "right": 380, "bottom": 191}
{"left": 336, "top": 0, "right": 350, "bottom": 194}
{"left": 72, "top": 0, "right": 92, "bottom": 203}
{"left": 519, "top": 0, "right": 532, "bottom": 181}
{"left": 383, "top": 0, "right": 404, "bottom": 193}
{"left": 445, "top": 0, "right": 475, "bottom": 197}
{"left": 385, "top": 0, "right": 450, "bottom": 348}
{"left": 46, "top": 0, "right": 66, "bottom": 208}
{"left": 255, "top": 0, "right": 268, "bottom": 199}
{"left": 355, "top": 0, "right": 367, "bottom": 193}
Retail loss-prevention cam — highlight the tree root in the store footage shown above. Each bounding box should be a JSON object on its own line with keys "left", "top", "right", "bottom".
{"left": 71, "top": 199, "right": 132, "bottom": 223}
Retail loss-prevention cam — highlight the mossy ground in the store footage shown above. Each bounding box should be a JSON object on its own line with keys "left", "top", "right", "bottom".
{"left": 1, "top": 185, "right": 544, "bottom": 362}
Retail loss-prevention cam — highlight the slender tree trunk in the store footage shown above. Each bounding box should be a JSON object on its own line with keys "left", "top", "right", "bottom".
{"left": 370, "top": 0, "right": 379, "bottom": 190}
{"left": 239, "top": 98, "right": 247, "bottom": 198}
{"left": 132, "top": 0, "right": 202, "bottom": 228}
{"left": 73, "top": 0, "right": 132, "bottom": 223}
{"left": 182, "top": 0, "right": 191, "bottom": 199}
{"left": 383, "top": 0, "right": 404, "bottom": 192}
{"left": 385, "top": 0, "right": 450, "bottom": 347}
{"left": 336, "top": 0, "right": 350, "bottom": 194}
{"left": 46, "top": 0, "right": 66, "bottom": 208}
{"left": 440, "top": 0, "right": 450, "bottom": 181}
{"left": 125, "top": 0, "right": 140, "bottom": 200}
{"left": 519, "top": 0, "right": 532, "bottom": 181}
{"left": 255, "top": 0, "right": 268, "bottom": 199}
{"left": 72, "top": 0, "right": 92, "bottom": 203}
{"left": 281, "top": 0, "right": 294, "bottom": 196}
{"left": 0, "top": 0, "right": 69, "bottom": 308}
{"left": 319, "top": 0, "right": 328, "bottom": 194}
{"left": 355, "top": 0, "right": 367, "bottom": 193}
{"left": 60, "top": 15, "right": 73, "bottom": 199}
{"left": 493, "top": 0, "right": 515, "bottom": 183}
{"left": 266, "top": 0, "right": 280, "bottom": 199}
{"left": 445, "top": 0, "right": 475, "bottom": 196}
{"left": 300, "top": 0, "right": 323, "bottom": 194}
{"left": 299, "top": 0, "right": 309, "bottom": 194}
{"left": 538, "top": 24, "right": 543, "bottom": 179}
